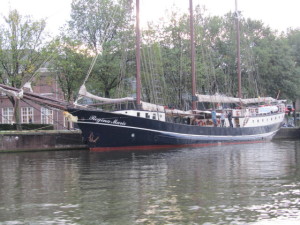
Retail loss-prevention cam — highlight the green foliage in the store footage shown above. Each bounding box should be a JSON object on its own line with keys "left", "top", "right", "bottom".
{"left": 2, "top": 1, "right": 299, "bottom": 110}
{"left": 157, "top": 11, "right": 191, "bottom": 109}
{"left": 69, "top": 0, "right": 133, "bottom": 53}
{"left": 68, "top": 0, "right": 135, "bottom": 98}
{"left": 0, "top": 9, "right": 51, "bottom": 129}
{"left": 44, "top": 1, "right": 300, "bottom": 108}
{"left": 287, "top": 29, "right": 300, "bottom": 67}
{"left": 0, "top": 9, "right": 50, "bottom": 88}
{"left": 50, "top": 36, "right": 91, "bottom": 101}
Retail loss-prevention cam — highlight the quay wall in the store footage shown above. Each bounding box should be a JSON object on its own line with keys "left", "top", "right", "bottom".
{"left": 0, "top": 130, "right": 88, "bottom": 152}
{"left": 273, "top": 127, "right": 300, "bottom": 139}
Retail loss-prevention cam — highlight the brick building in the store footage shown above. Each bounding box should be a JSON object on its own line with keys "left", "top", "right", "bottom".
{"left": 0, "top": 69, "right": 71, "bottom": 130}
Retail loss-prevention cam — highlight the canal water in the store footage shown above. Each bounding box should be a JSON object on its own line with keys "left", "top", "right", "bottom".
{"left": 1, "top": 141, "right": 300, "bottom": 224}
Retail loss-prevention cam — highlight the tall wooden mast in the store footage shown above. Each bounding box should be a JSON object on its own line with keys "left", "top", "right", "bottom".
{"left": 235, "top": 0, "right": 242, "bottom": 98}
{"left": 135, "top": 0, "right": 141, "bottom": 108}
{"left": 189, "top": 0, "right": 197, "bottom": 110}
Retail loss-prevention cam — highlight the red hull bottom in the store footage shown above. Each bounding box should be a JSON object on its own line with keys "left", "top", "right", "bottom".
{"left": 90, "top": 140, "right": 268, "bottom": 152}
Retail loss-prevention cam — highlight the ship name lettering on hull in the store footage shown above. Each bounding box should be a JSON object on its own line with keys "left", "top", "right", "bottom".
{"left": 89, "top": 115, "right": 127, "bottom": 126}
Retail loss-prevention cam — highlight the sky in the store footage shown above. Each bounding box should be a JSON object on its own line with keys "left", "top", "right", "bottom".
{"left": 0, "top": 0, "right": 299, "bottom": 35}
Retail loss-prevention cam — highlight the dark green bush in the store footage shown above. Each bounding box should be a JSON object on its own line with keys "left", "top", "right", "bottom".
{"left": 0, "top": 124, "right": 54, "bottom": 131}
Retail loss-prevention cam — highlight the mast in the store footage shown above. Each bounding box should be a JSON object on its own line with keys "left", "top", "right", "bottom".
{"left": 189, "top": 0, "right": 197, "bottom": 110}
{"left": 235, "top": 0, "right": 242, "bottom": 98}
{"left": 135, "top": 0, "right": 141, "bottom": 108}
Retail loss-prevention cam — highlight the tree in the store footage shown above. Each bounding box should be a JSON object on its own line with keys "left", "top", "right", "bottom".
{"left": 287, "top": 29, "right": 300, "bottom": 68}
{"left": 287, "top": 29, "right": 300, "bottom": 98}
{"left": 159, "top": 11, "right": 191, "bottom": 109}
{"left": 0, "top": 10, "right": 51, "bottom": 129}
{"left": 50, "top": 36, "right": 91, "bottom": 102}
{"left": 68, "top": 0, "right": 135, "bottom": 98}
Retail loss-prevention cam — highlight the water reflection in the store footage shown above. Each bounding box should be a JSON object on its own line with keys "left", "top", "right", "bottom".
{"left": 0, "top": 141, "right": 300, "bottom": 224}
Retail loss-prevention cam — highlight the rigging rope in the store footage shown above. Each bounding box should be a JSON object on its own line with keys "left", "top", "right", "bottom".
{"left": 20, "top": 51, "right": 56, "bottom": 92}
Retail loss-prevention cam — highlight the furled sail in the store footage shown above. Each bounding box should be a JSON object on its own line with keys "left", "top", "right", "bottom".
{"left": 196, "top": 94, "right": 240, "bottom": 103}
{"left": 241, "top": 97, "right": 277, "bottom": 104}
{"left": 0, "top": 86, "right": 23, "bottom": 99}
{"left": 196, "top": 94, "right": 278, "bottom": 104}
{"left": 77, "top": 84, "right": 134, "bottom": 104}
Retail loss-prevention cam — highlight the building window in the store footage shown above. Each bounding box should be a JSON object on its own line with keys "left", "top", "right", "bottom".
{"left": 21, "top": 107, "right": 34, "bottom": 123}
{"left": 2, "top": 108, "right": 14, "bottom": 124}
{"left": 41, "top": 107, "right": 53, "bottom": 124}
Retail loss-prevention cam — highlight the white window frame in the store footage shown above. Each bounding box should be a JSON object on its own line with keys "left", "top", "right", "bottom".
{"left": 41, "top": 107, "right": 53, "bottom": 124}
{"left": 21, "top": 107, "right": 34, "bottom": 124}
{"left": 2, "top": 107, "right": 14, "bottom": 124}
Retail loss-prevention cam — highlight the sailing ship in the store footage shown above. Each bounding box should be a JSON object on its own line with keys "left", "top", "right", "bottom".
{"left": 0, "top": 0, "right": 285, "bottom": 151}
{"left": 64, "top": 0, "right": 285, "bottom": 151}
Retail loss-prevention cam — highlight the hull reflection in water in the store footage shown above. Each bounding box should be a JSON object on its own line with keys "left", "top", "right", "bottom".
{"left": 0, "top": 141, "right": 300, "bottom": 224}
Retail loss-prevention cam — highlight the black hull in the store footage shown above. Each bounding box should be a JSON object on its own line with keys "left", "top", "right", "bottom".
{"left": 68, "top": 108, "right": 283, "bottom": 151}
